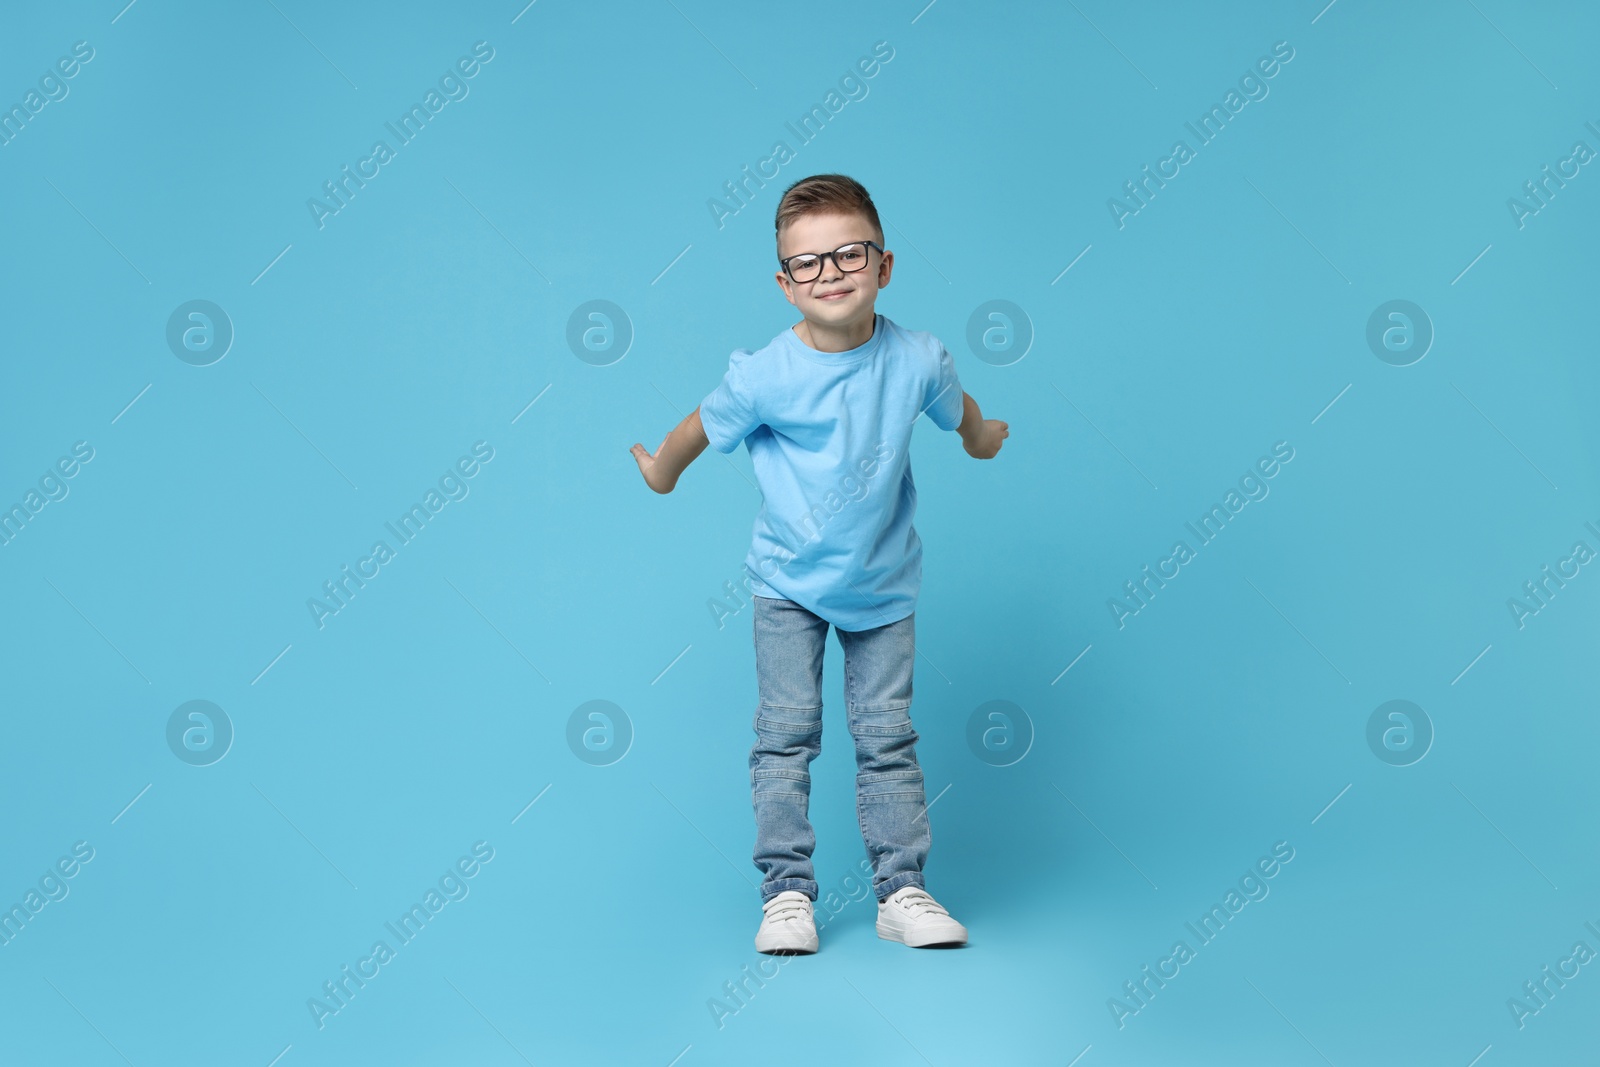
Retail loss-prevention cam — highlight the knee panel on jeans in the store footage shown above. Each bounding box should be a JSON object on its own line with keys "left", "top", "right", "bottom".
{"left": 847, "top": 700, "right": 914, "bottom": 739}
{"left": 752, "top": 706, "right": 820, "bottom": 800}
{"left": 848, "top": 701, "right": 921, "bottom": 781}
{"left": 752, "top": 768, "right": 812, "bottom": 800}
{"left": 755, "top": 703, "right": 823, "bottom": 733}
{"left": 856, "top": 766, "right": 924, "bottom": 802}
{"left": 751, "top": 704, "right": 822, "bottom": 765}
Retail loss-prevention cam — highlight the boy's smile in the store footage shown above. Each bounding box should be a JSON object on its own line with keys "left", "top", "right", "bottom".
{"left": 775, "top": 210, "right": 894, "bottom": 353}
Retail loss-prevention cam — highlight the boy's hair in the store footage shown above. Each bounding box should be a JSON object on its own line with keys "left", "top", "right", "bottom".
{"left": 774, "top": 174, "right": 884, "bottom": 251}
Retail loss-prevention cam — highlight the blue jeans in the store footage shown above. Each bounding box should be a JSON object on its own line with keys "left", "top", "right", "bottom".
{"left": 749, "top": 594, "right": 931, "bottom": 905}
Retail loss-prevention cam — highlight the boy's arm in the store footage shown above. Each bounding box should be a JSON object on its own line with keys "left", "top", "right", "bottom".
{"left": 630, "top": 407, "right": 711, "bottom": 494}
{"left": 955, "top": 391, "right": 1008, "bottom": 459}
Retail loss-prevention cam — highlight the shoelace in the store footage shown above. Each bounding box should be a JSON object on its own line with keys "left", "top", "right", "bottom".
{"left": 887, "top": 889, "right": 949, "bottom": 918}
{"left": 764, "top": 896, "right": 812, "bottom": 924}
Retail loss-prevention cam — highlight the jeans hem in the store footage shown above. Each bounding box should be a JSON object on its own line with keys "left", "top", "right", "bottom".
{"left": 874, "top": 871, "right": 925, "bottom": 902}
{"left": 761, "top": 877, "right": 818, "bottom": 904}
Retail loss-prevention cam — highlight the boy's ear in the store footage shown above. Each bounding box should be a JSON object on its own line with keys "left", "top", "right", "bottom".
{"left": 775, "top": 271, "right": 799, "bottom": 306}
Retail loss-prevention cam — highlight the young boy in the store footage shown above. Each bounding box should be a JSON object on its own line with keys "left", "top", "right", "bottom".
{"left": 629, "top": 174, "right": 1008, "bottom": 953}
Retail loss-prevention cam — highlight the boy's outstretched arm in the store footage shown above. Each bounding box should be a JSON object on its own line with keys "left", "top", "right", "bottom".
{"left": 956, "top": 391, "right": 1009, "bottom": 459}
{"left": 630, "top": 406, "right": 710, "bottom": 494}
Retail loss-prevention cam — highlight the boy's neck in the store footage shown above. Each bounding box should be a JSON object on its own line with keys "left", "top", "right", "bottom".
{"left": 793, "top": 309, "right": 876, "bottom": 353}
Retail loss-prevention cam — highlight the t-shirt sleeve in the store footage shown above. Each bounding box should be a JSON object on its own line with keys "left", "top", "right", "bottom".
{"left": 699, "top": 353, "right": 761, "bottom": 453}
{"left": 922, "top": 343, "right": 965, "bottom": 431}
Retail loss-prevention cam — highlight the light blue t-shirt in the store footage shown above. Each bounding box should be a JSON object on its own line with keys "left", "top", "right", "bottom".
{"left": 699, "top": 313, "right": 965, "bottom": 632}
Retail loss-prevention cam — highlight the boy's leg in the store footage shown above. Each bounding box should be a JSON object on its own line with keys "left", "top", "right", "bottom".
{"left": 835, "top": 611, "right": 930, "bottom": 902}
{"left": 749, "top": 595, "right": 828, "bottom": 904}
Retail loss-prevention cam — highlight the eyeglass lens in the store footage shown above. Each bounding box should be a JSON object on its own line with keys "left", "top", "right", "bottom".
{"left": 788, "top": 244, "right": 870, "bottom": 282}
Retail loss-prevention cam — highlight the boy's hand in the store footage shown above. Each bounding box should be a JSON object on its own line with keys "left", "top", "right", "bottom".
{"left": 630, "top": 434, "right": 678, "bottom": 493}
{"left": 963, "top": 419, "right": 1009, "bottom": 459}
{"left": 630, "top": 407, "right": 710, "bottom": 494}
{"left": 955, "top": 392, "right": 1007, "bottom": 459}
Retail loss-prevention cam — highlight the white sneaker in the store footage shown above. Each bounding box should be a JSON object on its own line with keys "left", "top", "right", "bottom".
{"left": 876, "top": 886, "right": 968, "bottom": 947}
{"left": 755, "top": 890, "right": 819, "bottom": 954}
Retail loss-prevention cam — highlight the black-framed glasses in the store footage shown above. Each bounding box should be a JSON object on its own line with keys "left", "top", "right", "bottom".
{"left": 778, "top": 240, "right": 884, "bottom": 284}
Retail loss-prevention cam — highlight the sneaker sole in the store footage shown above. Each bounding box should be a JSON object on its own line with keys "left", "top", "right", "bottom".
{"left": 876, "top": 920, "right": 967, "bottom": 947}
{"left": 755, "top": 937, "right": 818, "bottom": 955}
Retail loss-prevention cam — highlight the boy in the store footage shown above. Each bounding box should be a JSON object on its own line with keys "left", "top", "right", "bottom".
{"left": 629, "top": 174, "right": 1008, "bottom": 953}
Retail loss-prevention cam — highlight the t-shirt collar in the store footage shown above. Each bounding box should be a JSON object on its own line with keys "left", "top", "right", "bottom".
{"left": 783, "top": 313, "right": 883, "bottom": 365}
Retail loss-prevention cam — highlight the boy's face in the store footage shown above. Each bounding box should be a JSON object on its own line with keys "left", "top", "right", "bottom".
{"left": 774, "top": 211, "right": 893, "bottom": 329}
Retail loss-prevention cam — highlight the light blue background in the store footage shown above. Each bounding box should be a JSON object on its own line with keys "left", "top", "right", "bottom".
{"left": 1, "top": 2, "right": 1596, "bottom": 1064}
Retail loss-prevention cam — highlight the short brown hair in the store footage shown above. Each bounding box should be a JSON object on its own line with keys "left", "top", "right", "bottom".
{"left": 774, "top": 174, "right": 883, "bottom": 253}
